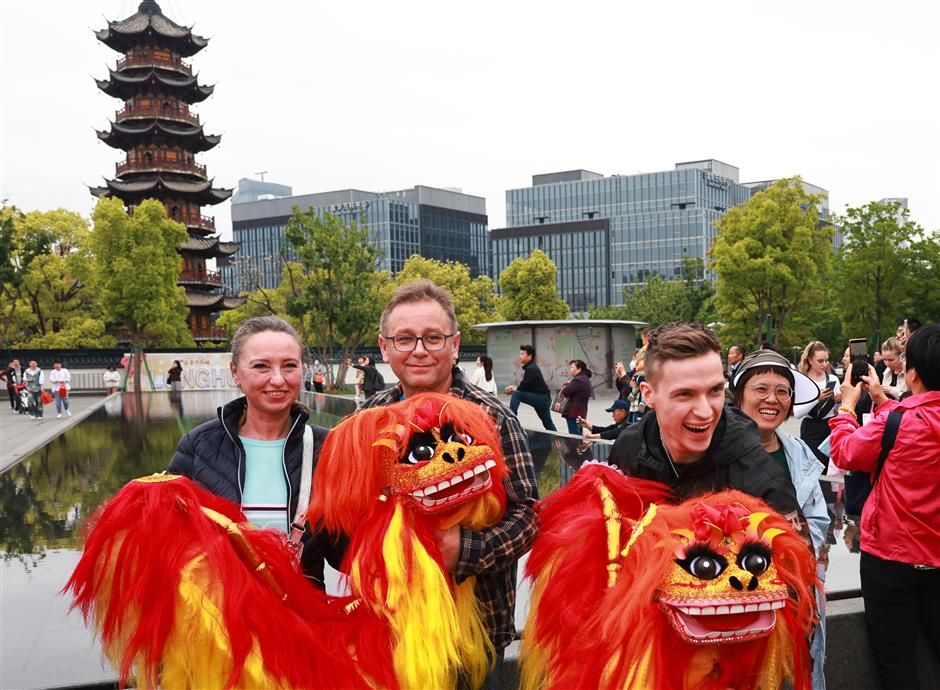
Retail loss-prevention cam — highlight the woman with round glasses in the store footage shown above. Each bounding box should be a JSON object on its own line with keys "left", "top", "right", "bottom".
{"left": 732, "top": 349, "right": 828, "bottom": 690}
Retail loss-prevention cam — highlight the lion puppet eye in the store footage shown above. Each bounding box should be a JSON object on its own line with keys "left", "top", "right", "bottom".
{"left": 407, "top": 444, "right": 435, "bottom": 464}
{"left": 737, "top": 544, "right": 772, "bottom": 576}
{"left": 676, "top": 545, "right": 727, "bottom": 580}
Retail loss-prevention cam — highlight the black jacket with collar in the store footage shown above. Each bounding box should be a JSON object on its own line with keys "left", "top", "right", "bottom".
{"left": 609, "top": 404, "right": 801, "bottom": 516}
{"left": 168, "top": 396, "right": 332, "bottom": 584}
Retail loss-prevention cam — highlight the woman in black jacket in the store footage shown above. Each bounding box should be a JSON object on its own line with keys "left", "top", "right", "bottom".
{"left": 169, "top": 316, "right": 333, "bottom": 586}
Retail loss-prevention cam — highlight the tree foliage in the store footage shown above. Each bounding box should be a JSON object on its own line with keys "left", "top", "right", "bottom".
{"left": 395, "top": 255, "right": 497, "bottom": 344}
{"left": 832, "top": 201, "right": 939, "bottom": 339}
{"left": 711, "top": 178, "right": 833, "bottom": 348}
{"left": 283, "top": 208, "right": 392, "bottom": 386}
{"left": 0, "top": 207, "right": 113, "bottom": 348}
{"left": 86, "top": 198, "right": 192, "bottom": 388}
{"left": 497, "top": 249, "right": 569, "bottom": 321}
{"left": 589, "top": 256, "right": 715, "bottom": 327}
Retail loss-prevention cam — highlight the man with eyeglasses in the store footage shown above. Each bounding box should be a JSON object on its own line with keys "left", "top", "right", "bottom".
{"left": 360, "top": 279, "right": 538, "bottom": 688}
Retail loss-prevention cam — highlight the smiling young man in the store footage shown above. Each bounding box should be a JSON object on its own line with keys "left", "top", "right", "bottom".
{"left": 360, "top": 280, "right": 538, "bottom": 684}
{"left": 609, "top": 322, "right": 801, "bottom": 518}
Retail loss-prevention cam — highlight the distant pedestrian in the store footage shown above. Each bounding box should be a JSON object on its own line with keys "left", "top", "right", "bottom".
{"left": 166, "top": 360, "right": 183, "bottom": 391}
{"left": 1, "top": 358, "right": 20, "bottom": 411}
{"left": 558, "top": 359, "right": 593, "bottom": 434}
{"left": 49, "top": 359, "right": 72, "bottom": 418}
{"left": 504, "top": 345, "right": 557, "bottom": 431}
{"left": 349, "top": 356, "right": 383, "bottom": 401}
{"left": 23, "top": 360, "right": 44, "bottom": 419}
{"left": 103, "top": 365, "right": 122, "bottom": 395}
{"left": 468, "top": 355, "right": 498, "bottom": 395}
{"left": 311, "top": 358, "right": 327, "bottom": 393}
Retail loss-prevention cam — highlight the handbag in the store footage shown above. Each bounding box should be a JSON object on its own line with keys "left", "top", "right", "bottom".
{"left": 57, "top": 385, "right": 68, "bottom": 398}
{"left": 40, "top": 390, "right": 54, "bottom": 405}
{"left": 551, "top": 388, "right": 570, "bottom": 415}
{"left": 843, "top": 409, "right": 904, "bottom": 516}
{"left": 313, "top": 373, "right": 324, "bottom": 384}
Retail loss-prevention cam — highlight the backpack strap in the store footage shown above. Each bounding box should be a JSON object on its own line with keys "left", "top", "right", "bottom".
{"left": 872, "top": 409, "right": 904, "bottom": 485}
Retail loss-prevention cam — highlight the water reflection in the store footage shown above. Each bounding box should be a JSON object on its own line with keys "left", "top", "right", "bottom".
{"left": 0, "top": 391, "right": 357, "bottom": 567}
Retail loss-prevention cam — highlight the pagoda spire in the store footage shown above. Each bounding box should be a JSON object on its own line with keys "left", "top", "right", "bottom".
{"left": 93, "top": 1, "right": 241, "bottom": 342}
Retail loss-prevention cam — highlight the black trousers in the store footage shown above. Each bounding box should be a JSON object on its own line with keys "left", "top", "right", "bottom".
{"left": 6, "top": 387, "right": 16, "bottom": 410}
{"left": 860, "top": 550, "right": 940, "bottom": 689}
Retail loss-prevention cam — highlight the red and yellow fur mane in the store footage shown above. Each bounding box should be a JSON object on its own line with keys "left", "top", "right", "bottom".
{"left": 64, "top": 392, "right": 508, "bottom": 689}
{"left": 309, "top": 392, "right": 509, "bottom": 689}
{"left": 522, "top": 463, "right": 819, "bottom": 690}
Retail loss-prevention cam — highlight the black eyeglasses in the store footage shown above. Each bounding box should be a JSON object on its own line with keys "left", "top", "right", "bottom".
{"left": 747, "top": 383, "right": 794, "bottom": 402}
{"left": 383, "top": 333, "right": 455, "bottom": 352}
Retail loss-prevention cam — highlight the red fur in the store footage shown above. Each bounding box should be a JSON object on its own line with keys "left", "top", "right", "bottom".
{"left": 64, "top": 477, "right": 393, "bottom": 690}
{"left": 525, "top": 466, "right": 820, "bottom": 690}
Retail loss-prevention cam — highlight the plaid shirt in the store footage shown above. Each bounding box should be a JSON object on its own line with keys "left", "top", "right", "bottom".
{"left": 362, "top": 367, "right": 539, "bottom": 649}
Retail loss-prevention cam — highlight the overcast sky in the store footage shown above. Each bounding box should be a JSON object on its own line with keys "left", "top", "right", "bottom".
{"left": 2, "top": 0, "right": 938, "bottom": 241}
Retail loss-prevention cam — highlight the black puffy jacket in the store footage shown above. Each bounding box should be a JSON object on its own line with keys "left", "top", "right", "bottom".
{"left": 609, "top": 405, "right": 801, "bottom": 517}
{"left": 169, "top": 396, "right": 332, "bottom": 584}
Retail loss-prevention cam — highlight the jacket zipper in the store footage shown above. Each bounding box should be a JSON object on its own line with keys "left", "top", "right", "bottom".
{"left": 219, "top": 413, "right": 245, "bottom": 503}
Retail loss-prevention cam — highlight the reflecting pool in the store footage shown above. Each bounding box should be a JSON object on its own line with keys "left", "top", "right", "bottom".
{"left": 0, "top": 391, "right": 862, "bottom": 689}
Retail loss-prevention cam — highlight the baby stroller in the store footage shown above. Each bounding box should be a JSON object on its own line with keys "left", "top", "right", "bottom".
{"left": 14, "top": 383, "right": 30, "bottom": 414}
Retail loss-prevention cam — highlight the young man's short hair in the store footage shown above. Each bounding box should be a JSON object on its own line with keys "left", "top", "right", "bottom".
{"left": 905, "top": 324, "right": 939, "bottom": 391}
{"left": 379, "top": 280, "right": 458, "bottom": 335}
{"left": 520, "top": 344, "right": 535, "bottom": 358}
{"left": 644, "top": 322, "right": 721, "bottom": 383}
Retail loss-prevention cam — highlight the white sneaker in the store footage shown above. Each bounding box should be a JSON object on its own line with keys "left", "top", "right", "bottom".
{"left": 67, "top": 410, "right": 72, "bottom": 417}
{"left": 56, "top": 413, "right": 62, "bottom": 418}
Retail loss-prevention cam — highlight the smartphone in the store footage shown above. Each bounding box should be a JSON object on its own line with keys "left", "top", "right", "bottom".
{"left": 848, "top": 338, "right": 868, "bottom": 385}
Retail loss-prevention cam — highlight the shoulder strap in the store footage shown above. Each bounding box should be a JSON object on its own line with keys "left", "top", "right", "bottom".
{"left": 872, "top": 409, "right": 904, "bottom": 484}
{"left": 287, "top": 425, "right": 314, "bottom": 551}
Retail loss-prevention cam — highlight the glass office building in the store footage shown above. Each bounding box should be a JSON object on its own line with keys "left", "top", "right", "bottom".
{"left": 222, "top": 185, "right": 487, "bottom": 294}
{"left": 493, "top": 162, "right": 756, "bottom": 311}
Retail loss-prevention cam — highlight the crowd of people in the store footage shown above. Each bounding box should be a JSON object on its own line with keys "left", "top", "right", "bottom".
{"left": 8, "top": 279, "right": 937, "bottom": 688}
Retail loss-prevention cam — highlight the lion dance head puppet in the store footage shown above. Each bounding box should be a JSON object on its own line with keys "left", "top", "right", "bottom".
{"left": 522, "top": 463, "right": 819, "bottom": 690}
{"left": 65, "top": 392, "right": 507, "bottom": 690}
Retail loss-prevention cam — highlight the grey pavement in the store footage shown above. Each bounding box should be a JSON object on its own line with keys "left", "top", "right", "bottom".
{"left": 0, "top": 393, "right": 109, "bottom": 473}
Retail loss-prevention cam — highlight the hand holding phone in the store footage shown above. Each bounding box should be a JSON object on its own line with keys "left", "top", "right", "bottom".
{"left": 848, "top": 338, "right": 868, "bottom": 385}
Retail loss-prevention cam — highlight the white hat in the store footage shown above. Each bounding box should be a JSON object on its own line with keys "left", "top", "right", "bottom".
{"left": 732, "top": 350, "right": 820, "bottom": 406}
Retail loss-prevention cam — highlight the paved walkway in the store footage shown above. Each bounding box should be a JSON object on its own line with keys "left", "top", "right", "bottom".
{"left": 0, "top": 394, "right": 109, "bottom": 473}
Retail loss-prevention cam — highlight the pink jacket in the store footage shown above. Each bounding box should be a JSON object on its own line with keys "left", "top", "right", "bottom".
{"left": 829, "top": 391, "right": 940, "bottom": 567}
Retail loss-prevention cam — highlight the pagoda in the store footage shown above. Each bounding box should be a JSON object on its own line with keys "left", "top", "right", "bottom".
{"left": 92, "top": 0, "right": 241, "bottom": 342}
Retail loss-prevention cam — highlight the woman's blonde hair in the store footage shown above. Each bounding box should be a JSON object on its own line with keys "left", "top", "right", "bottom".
{"left": 798, "top": 341, "right": 829, "bottom": 375}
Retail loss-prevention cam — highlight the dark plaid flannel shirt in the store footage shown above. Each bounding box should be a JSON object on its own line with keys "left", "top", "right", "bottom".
{"left": 361, "top": 367, "right": 539, "bottom": 649}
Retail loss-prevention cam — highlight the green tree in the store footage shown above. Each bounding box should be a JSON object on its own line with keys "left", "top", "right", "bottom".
{"left": 86, "top": 198, "right": 193, "bottom": 390}
{"left": 217, "top": 261, "right": 312, "bottom": 345}
{"left": 283, "top": 208, "right": 392, "bottom": 387}
{"left": 711, "top": 178, "right": 832, "bottom": 348}
{"left": 497, "top": 249, "right": 569, "bottom": 320}
{"left": 588, "top": 256, "right": 715, "bottom": 327}
{"left": 0, "top": 208, "right": 113, "bottom": 348}
{"left": 395, "top": 255, "right": 498, "bottom": 344}
{"left": 908, "top": 234, "right": 940, "bottom": 325}
{"left": 832, "top": 201, "right": 932, "bottom": 339}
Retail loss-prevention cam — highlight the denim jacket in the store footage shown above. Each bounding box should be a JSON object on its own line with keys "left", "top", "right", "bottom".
{"left": 777, "top": 429, "right": 830, "bottom": 557}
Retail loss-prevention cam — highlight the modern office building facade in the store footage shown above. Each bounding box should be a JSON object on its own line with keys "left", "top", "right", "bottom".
{"left": 222, "top": 185, "right": 488, "bottom": 294}
{"left": 493, "top": 161, "right": 754, "bottom": 312}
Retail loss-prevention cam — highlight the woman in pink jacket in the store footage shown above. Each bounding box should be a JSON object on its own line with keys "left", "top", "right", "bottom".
{"left": 829, "top": 324, "right": 940, "bottom": 689}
